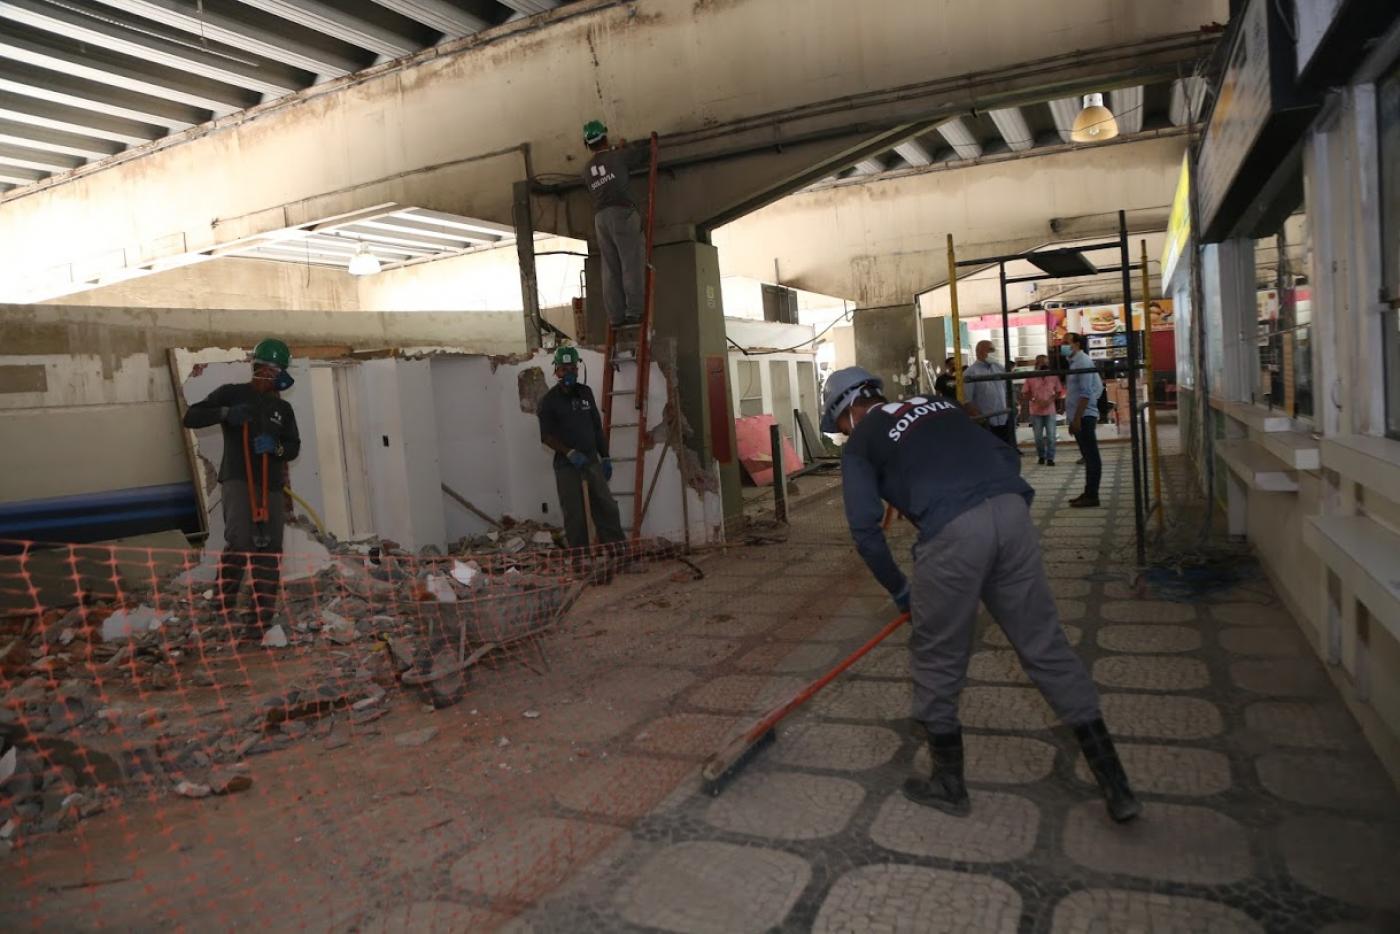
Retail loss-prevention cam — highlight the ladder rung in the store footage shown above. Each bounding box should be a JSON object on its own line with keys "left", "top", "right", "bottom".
{"left": 612, "top": 422, "right": 639, "bottom": 428}
{"left": 610, "top": 390, "right": 635, "bottom": 396}
{"left": 612, "top": 491, "right": 635, "bottom": 497}
{"left": 612, "top": 456, "right": 637, "bottom": 462}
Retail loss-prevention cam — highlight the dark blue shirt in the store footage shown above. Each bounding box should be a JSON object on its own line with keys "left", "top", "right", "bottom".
{"left": 841, "top": 395, "right": 1034, "bottom": 598}
{"left": 538, "top": 382, "right": 607, "bottom": 469}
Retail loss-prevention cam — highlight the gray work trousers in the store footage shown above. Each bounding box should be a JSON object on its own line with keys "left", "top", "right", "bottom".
{"left": 220, "top": 478, "right": 286, "bottom": 626}
{"left": 555, "top": 461, "right": 626, "bottom": 551}
{"left": 595, "top": 206, "right": 646, "bottom": 326}
{"left": 909, "top": 492, "right": 1100, "bottom": 732}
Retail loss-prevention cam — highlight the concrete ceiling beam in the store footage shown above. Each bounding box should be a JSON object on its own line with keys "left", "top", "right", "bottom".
{"left": 893, "top": 139, "right": 933, "bottom": 166}
{"left": 233, "top": 0, "right": 423, "bottom": 59}
{"left": 713, "top": 135, "right": 1187, "bottom": 309}
{"left": 1110, "top": 85, "right": 1143, "bottom": 135}
{"left": 91, "top": 0, "right": 369, "bottom": 77}
{"left": 0, "top": 20, "right": 258, "bottom": 114}
{"left": 0, "top": 89, "right": 163, "bottom": 144}
{"left": 0, "top": 60, "right": 208, "bottom": 129}
{"left": 0, "top": 0, "right": 1226, "bottom": 298}
{"left": 0, "top": 140, "right": 84, "bottom": 172}
{"left": 936, "top": 116, "right": 982, "bottom": 160}
{"left": 0, "top": 161, "right": 46, "bottom": 185}
{"left": 1169, "top": 76, "right": 1208, "bottom": 126}
{"left": 988, "top": 106, "right": 1034, "bottom": 151}
{"left": 853, "top": 156, "right": 885, "bottom": 175}
{"left": 1048, "top": 96, "right": 1081, "bottom": 143}
{"left": 0, "top": 0, "right": 313, "bottom": 97}
{"left": 367, "top": 0, "right": 489, "bottom": 37}
{"left": 0, "top": 117, "right": 124, "bottom": 159}
{"left": 498, "top": 0, "right": 559, "bottom": 14}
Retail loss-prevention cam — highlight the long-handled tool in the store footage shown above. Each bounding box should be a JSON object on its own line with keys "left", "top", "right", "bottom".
{"left": 701, "top": 610, "right": 910, "bottom": 795}
{"left": 241, "top": 422, "right": 271, "bottom": 549}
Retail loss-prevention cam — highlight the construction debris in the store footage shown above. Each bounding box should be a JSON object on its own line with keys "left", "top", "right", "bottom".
{"left": 394, "top": 727, "right": 438, "bottom": 748}
{"left": 174, "top": 780, "right": 211, "bottom": 799}
{"left": 261, "top": 625, "right": 289, "bottom": 649}
{"left": 101, "top": 606, "right": 160, "bottom": 642}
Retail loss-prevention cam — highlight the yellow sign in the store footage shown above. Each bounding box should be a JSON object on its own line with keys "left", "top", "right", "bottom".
{"left": 1160, "top": 154, "right": 1191, "bottom": 284}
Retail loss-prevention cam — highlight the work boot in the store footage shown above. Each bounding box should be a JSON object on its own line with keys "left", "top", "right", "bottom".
{"left": 1073, "top": 718, "right": 1142, "bottom": 823}
{"left": 1070, "top": 494, "right": 1100, "bottom": 508}
{"left": 902, "top": 727, "right": 970, "bottom": 816}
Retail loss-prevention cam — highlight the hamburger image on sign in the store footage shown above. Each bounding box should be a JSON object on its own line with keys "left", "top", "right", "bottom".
{"left": 1089, "top": 308, "right": 1118, "bottom": 332}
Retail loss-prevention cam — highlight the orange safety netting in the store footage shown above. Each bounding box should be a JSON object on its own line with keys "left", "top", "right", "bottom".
{"left": 0, "top": 499, "right": 874, "bottom": 931}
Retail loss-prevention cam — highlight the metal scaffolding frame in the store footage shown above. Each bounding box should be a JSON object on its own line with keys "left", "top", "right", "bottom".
{"left": 945, "top": 210, "right": 1164, "bottom": 566}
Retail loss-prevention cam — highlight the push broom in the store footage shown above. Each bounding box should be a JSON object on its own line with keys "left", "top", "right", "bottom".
{"left": 701, "top": 609, "right": 910, "bottom": 795}
{"left": 701, "top": 506, "right": 910, "bottom": 794}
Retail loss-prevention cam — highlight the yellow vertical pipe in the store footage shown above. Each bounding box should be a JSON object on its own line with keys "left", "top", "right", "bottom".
{"left": 947, "top": 233, "right": 964, "bottom": 402}
{"left": 1140, "top": 239, "right": 1165, "bottom": 534}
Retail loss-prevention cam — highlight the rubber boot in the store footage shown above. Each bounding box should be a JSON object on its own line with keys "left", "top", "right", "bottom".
{"left": 1074, "top": 718, "right": 1142, "bottom": 823}
{"left": 902, "top": 727, "right": 970, "bottom": 816}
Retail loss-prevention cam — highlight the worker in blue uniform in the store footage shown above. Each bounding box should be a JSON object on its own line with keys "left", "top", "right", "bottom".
{"left": 821, "top": 366, "right": 1140, "bottom": 823}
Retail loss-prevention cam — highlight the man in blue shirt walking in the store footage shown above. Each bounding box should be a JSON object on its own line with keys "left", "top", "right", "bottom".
{"left": 1063, "top": 332, "right": 1105, "bottom": 508}
{"left": 822, "top": 366, "right": 1140, "bottom": 823}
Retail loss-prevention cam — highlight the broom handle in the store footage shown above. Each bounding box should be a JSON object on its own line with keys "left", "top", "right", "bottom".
{"left": 738, "top": 610, "right": 910, "bottom": 743}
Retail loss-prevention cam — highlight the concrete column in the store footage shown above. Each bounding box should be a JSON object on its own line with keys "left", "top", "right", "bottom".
{"left": 652, "top": 240, "right": 743, "bottom": 523}
{"left": 854, "top": 304, "right": 920, "bottom": 398}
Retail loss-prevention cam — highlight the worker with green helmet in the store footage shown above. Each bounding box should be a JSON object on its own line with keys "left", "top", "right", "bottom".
{"left": 582, "top": 118, "right": 652, "bottom": 329}
{"left": 537, "top": 344, "right": 625, "bottom": 552}
{"left": 182, "top": 338, "right": 302, "bottom": 638}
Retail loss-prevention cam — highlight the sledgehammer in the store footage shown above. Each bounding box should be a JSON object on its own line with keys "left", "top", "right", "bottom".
{"left": 700, "top": 611, "right": 910, "bottom": 795}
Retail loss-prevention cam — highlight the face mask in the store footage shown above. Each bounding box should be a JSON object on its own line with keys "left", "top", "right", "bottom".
{"left": 1060, "top": 345, "right": 1073, "bottom": 358}
{"left": 562, "top": 372, "right": 578, "bottom": 387}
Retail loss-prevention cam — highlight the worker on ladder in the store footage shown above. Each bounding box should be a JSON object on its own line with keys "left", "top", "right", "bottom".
{"left": 582, "top": 119, "right": 651, "bottom": 331}
{"left": 538, "top": 345, "right": 626, "bottom": 558}
{"left": 182, "top": 338, "right": 301, "bottom": 639}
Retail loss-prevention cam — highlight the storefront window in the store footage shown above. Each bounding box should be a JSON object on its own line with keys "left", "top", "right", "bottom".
{"left": 1254, "top": 213, "right": 1313, "bottom": 419}
{"left": 1380, "top": 58, "right": 1400, "bottom": 438}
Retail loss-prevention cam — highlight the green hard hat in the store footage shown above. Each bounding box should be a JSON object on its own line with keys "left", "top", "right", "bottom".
{"left": 252, "top": 338, "right": 291, "bottom": 370}
{"left": 553, "top": 345, "right": 581, "bottom": 367}
{"left": 583, "top": 120, "right": 607, "bottom": 144}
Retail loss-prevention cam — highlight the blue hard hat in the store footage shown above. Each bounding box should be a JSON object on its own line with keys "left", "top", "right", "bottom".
{"left": 820, "top": 366, "right": 882, "bottom": 433}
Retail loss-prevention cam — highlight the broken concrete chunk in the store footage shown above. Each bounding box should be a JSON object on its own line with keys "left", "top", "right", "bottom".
{"left": 450, "top": 560, "right": 482, "bottom": 587}
{"left": 174, "top": 780, "right": 211, "bottom": 799}
{"left": 320, "top": 610, "right": 356, "bottom": 645}
{"left": 502, "top": 537, "right": 526, "bottom": 554}
{"left": 0, "top": 747, "right": 15, "bottom": 788}
{"left": 423, "top": 574, "right": 457, "bottom": 603}
{"left": 523, "top": 710, "right": 541, "bottom": 719}
{"left": 394, "top": 727, "right": 438, "bottom": 748}
{"left": 261, "top": 626, "right": 289, "bottom": 649}
{"left": 531, "top": 531, "right": 554, "bottom": 546}
{"left": 102, "top": 606, "right": 159, "bottom": 642}
{"left": 208, "top": 768, "right": 252, "bottom": 795}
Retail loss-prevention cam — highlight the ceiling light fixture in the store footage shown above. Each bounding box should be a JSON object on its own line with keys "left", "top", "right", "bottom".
{"left": 347, "top": 243, "right": 381, "bottom": 276}
{"left": 1070, "top": 93, "right": 1119, "bottom": 143}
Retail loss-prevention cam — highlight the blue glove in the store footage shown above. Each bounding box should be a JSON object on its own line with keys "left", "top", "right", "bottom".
{"left": 566, "top": 449, "right": 589, "bottom": 469}
{"left": 893, "top": 583, "right": 911, "bottom": 614}
{"left": 601, "top": 458, "right": 613, "bottom": 481}
{"left": 225, "top": 403, "right": 253, "bottom": 426}
{"left": 253, "top": 433, "right": 278, "bottom": 455}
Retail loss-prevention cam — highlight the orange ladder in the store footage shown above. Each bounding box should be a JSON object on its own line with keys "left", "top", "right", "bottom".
{"left": 600, "top": 132, "right": 660, "bottom": 542}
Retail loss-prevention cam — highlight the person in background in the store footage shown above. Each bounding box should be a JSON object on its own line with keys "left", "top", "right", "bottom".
{"left": 934, "top": 356, "right": 959, "bottom": 400}
{"left": 182, "top": 338, "right": 301, "bottom": 637}
{"left": 1063, "top": 332, "right": 1105, "bottom": 507}
{"left": 819, "top": 366, "right": 1141, "bottom": 823}
{"left": 581, "top": 119, "right": 651, "bottom": 330}
{"left": 964, "top": 341, "right": 1017, "bottom": 450}
{"left": 1021, "top": 354, "right": 1065, "bottom": 466}
{"left": 537, "top": 345, "right": 625, "bottom": 552}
